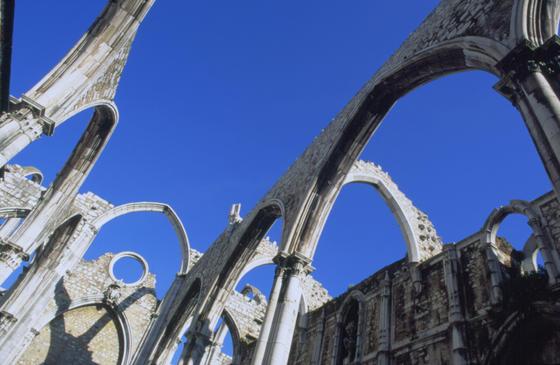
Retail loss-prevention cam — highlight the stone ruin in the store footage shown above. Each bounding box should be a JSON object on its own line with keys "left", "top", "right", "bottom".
{"left": 1, "top": 0, "right": 560, "bottom": 364}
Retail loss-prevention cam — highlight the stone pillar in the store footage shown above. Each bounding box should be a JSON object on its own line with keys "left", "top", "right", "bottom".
{"left": 528, "top": 217, "right": 560, "bottom": 284}
{"left": 443, "top": 245, "right": 467, "bottom": 365}
{"left": 251, "top": 258, "right": 287, "bottom": 365}
{"left": 482, "top": 235, "right": 504, "bottom": 306}
{"left": 204, "top": 320, "right": 229, "bottom": 365}
{"left": 377, "top": 271, "right": 391, "bottom": 365}
{"left": 183, "top": 329, "right": 211, "bottom": 365}
{"left": 496, "top": 36, "right": 560, "bottom": 198}
{"left": 0, "top": 240, "right": 26, "bottom": 285}
{"left": 0, "top": 102, "right": 52, "bottom": 168}
{"left": 262, "top": 254, "right": 309, "bottom": 365}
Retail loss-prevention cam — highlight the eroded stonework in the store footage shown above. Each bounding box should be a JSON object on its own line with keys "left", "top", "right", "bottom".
{"left": 2, "top": 0, "right": 560, "bottom": 364}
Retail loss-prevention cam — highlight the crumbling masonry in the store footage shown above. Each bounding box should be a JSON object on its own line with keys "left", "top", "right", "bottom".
{"left": 1, "top": 0, "right": 560, "bottom": 364}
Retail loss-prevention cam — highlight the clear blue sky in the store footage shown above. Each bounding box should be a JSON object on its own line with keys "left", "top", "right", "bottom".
{"left": 9, "top": 0, "right": 551, "bottom": 308}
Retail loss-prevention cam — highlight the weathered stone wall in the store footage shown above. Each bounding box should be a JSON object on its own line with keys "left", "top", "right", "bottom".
{"left": 288, "top": 192, "right": 560, "bottom": 365}
{"left": 18, "top": 305, "right": 122, "bottom": 365}
{"left": 17, "top": 253, "right": 158, "bottom": 365}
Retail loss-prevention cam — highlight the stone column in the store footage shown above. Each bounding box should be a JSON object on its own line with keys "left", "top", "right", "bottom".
{"left": 377, "top": 271, "right": 391, "bottom": 365}
{"left": 204, "top": 320, "right": 229, "bottom": 365}
{"left": 496, "top": 36, "right": 560, "bottom": 198}
{"left": 251, "top": 257, "right": 287, "bottom": 365}
{"left": 0, "top": 102, "right": 52, "bottom": 168}
{"left": 527, "top": 217, "right": 559, "bottom": 284}
{"left": 183, "top": 329, "right": 212, "bottom": 365}
{"left": 262, "top": 254, "right": 309, "bottom": 365}
{"left": 443, "top": 245, "right": 467, "bottom": 365}
{"left": 483, "top": 236, "right": 504, "bottom": 306}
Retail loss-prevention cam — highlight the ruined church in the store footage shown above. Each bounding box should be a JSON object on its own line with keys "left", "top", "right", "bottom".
{"left": 1, "top": 0, "right": 560, "bottom": 364}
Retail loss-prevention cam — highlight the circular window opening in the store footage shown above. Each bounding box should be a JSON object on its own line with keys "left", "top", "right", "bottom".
{"left": 109, "top": 252, "right": 148, "bottom": 286}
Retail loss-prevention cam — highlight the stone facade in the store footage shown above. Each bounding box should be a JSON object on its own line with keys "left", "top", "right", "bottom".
{"left": 2, "top": 0, "right": 560, "bottom": 364}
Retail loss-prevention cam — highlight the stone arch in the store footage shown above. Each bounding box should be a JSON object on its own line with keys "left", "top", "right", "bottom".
{"left": 240, "top": 284, "right": 267, "bottom": 306}
{"left": 286, "top": 35, "right": 518, "bottom": 258}
{"left": 92, "top": 202, "right": 191, "bottom": 274}
{"left": 482, "top": 200, "right": 541, "bottom": 246}
{"left": 481, "top": 200, "right": 559, "bottom": 303}
{"left": 211, "top": 201, "right": 283, "bottom": 310}
{"left": 221, "top": 308, "right": 243, "bottom": 364}
{"left": 341, "top": 160, "right": 443, "bottom": 263}
{"left": 19, "top": 166, "right": 43, "bottom": 184}
{"left": 236, "top": 256, "right": 274, "bottom": 287}
{"left": 8, "top": 103, "right": 118, "bottom": 256}
{"left": 521, "top": 235, "right": 541, "bottom": 272}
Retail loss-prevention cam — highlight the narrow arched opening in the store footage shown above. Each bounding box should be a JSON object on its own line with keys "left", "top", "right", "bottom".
{"left": 335, "top": 298, "right": 360, "bottom": 365}
{"left": 313, "top": 184, "right": 407, "bottom": 296}
{"left": 159, "top": 278, "right": 202, "bottom": 364}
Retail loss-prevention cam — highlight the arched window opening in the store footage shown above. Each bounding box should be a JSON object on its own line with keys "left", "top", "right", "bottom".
{"left": 361, "top": 71, "right": 550, "bottom": 244}
{"left": 164, "top": 280, "right": 201, "bottom": 365}
{"left": 497, "top": 214, "right": 533, "bottom": 252}
{"left": 215, "top": 317, "right": 235, "bottom": 360}
{"left": 235, "top": 264, "right": 275, "bottom": 300}
{"left": 493, "top": 213, "right": 536, "bottom": 276}
{"left": 265, "top": 217, "right": 283, "bottom": 246}
{"left": 314, "top": 184, "right": 406, "bottom": 296}
{"left": 170, "top": 324, "right": 191, "bottom": 365}
{"left": 84, "top": 212, "right": 183, "bottom": 298}
{"left": 336, "top": 299, "right": 360, "bottom": 365}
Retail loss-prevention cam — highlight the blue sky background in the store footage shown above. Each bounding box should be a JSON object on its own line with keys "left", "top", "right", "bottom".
{"left": 7, "top": 0, "right": 553, "bottom": 354}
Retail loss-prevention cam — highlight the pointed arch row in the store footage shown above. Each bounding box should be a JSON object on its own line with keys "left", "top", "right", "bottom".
{"left": 92, "top": 202, "right": 191, "bottom": 274}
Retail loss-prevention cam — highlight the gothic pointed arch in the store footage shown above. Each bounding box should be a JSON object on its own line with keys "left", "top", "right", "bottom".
{"left": 342, "top": 160, "right": 443, "bottom": 263}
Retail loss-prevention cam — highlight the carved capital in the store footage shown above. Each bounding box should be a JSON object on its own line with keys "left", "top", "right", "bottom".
{"left": 496, "top": 36, "right": 560, "bottom": 96}
{"left": 0, "top": 240, "right": 26, "bottom": 270}
{"left": 103, "top": 282, "right": 122, "bottom": 307}
{"left": 0, "top": 311, "right": 17, "bottom": 335}
{"left": 283, "top": 253, "right": 312, "bottom": 277}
